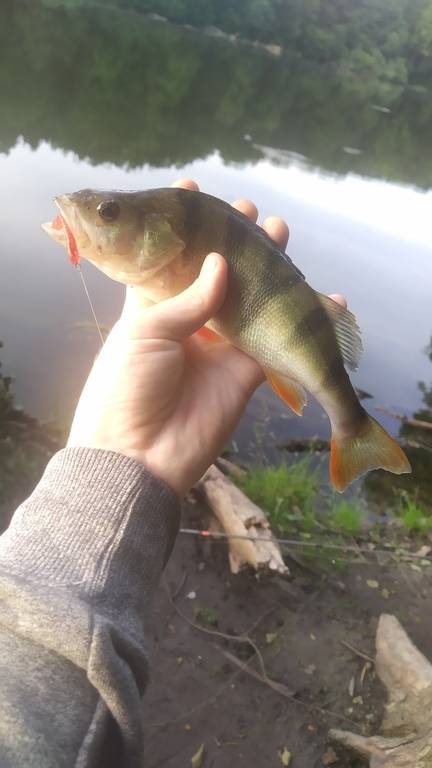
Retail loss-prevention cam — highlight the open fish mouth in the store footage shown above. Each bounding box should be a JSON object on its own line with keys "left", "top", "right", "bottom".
{"left": 41, "top": 195, "right": 81, "bottom": 265}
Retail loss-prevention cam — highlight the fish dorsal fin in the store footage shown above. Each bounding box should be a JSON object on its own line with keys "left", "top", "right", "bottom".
{"left": 317, "top": 293, "right": 363, "bottom": 371}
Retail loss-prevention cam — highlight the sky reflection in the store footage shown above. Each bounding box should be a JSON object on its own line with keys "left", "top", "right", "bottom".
{"left": 0, "top": 140, "right": 431, "bottom": 434}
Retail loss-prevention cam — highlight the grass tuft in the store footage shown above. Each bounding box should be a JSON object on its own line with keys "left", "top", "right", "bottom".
{"left": 398, "top": 495, "right": 432, "bottom": 533}
{"left": 237, "top": 460, "right": 318, "bottom": 534}
{"left": 327, "top": 500, "right": 365, "bottom": 534}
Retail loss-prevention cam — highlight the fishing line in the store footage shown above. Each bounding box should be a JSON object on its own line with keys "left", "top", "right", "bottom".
{"left": 179, "top": 527, "right": 431, "bottom": 562}
{"left": 75, "top": 264, "right": 105, "bottom": 348}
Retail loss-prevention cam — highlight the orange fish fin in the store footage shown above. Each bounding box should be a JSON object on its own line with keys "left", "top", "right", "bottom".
{"left": 330, "top": 412, "right": 411, "bottom": 492}
{"left": 265, "top": 370, "right": 307, "bottom": 416}
{"left": 196, "top": 326, "right": 224, "bottom": 343}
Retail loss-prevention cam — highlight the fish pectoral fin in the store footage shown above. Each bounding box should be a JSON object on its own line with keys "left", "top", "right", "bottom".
{"left": 265, "top": 370, "right": 307, "bottom": 416}
{"left": 317, "top": 293, "right": 363, "bottom": 372}
{"left": 195, "top": 326, "right": 224, "bottom": 343}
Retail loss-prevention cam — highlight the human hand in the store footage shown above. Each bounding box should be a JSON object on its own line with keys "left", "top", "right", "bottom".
{"left": 68, "top": 179, "right": 346, "bottom": 497}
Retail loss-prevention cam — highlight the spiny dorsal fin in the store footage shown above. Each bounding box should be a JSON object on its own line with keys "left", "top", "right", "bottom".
{"left": 317, "top": 293, "right": 363, "bottom": 371}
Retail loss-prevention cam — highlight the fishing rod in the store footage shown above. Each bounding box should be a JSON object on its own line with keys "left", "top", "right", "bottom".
{"left": 179, "top": 527, "right": 431, "bottom": 562}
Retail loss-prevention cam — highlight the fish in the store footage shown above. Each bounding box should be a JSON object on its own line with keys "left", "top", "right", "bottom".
{"left": 42, "top": 187, "right": 411, "bottom": 491}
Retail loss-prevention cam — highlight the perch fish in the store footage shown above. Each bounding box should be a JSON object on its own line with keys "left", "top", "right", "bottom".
{"left": 42, "top": 188, "right": 411, "bottom": 491}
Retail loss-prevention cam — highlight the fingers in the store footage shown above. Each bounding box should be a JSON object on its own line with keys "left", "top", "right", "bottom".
{"left": 171, "top": 178, "right": 199, "bottom": 191}
{"left": 328, "top": 293, "right": 348, "bottom": 309}
{"left": 231, "top": 198, "right": 258, "bottom": 222}
{"left": 170, "top": 181, "right": 346, "bottom": 314}
{"left": 132, "top": 253, "right": 228, "bottom": 341}
{"left": 172, "top": 178, "right": 289, "bottom": 250}
{"left": 262, "top": 216, "right": 289, "bottom": 250}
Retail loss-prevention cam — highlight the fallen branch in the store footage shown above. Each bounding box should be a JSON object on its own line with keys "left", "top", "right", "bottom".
{"left": 196, "top": 464, "right": 288, "bottom": 575}
{"left": 276, "top": 437, "right": 329, "bottom": 453}
{"left": 330, "top": 614, "right": 432, "bottom": 766}
{"left": 215, "top": 456, "right": 247, "bottom": 478}
{"left": 340, "top": 639, "right": 375, "bottom": 665}
{"left": 375, "top": 405, "right": 432, "bottom": 432}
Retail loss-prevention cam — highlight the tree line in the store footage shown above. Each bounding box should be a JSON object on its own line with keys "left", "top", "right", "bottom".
{"left": 2, "top": 2, "right": 431, "bottom": 186}
{"left": 39, "top": 0, "right": 432, "bottom": 84}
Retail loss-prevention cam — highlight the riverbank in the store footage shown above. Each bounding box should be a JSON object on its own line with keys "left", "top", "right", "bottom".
{"left": 144, "top": 498, "right": 432, "bottom": 768}
{"left": 2, "top": 345, "right": 432, "bottom": 766}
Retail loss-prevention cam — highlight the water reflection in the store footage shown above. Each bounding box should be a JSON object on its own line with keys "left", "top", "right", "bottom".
{"left": 1, "top": 2, "right": 431, "bottom": 185}
{"left": 0, "top": 2, "right": 431, "bottom": 476}
{"left": 1, "top": 142, "right": 431, "bottom": 435}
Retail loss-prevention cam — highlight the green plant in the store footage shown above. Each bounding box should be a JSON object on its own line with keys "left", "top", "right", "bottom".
{"left": 237, "top": 460, "right": 318, "bottom": 534}
{"left": 0, "top": 342, "right": 59, "bottom": 528}
{"left": 398, "top": 496, "right": 432, "bottom": 533}
{"left": 195, "top": 607, "right": 218, "bottom": 626}
{"left": 327, "top": 500, "right": 365, "bottom": 534}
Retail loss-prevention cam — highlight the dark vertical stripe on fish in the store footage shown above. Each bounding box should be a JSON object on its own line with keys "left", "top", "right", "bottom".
{"left": 292, "top": 305, "right": 327, "bottom": 348}
{"left": 224, "top": 210, "right": 248, "bottom": 262}
{"left": 180, "top": 189, "right": 202, "bottom": 257}
{"left": 320, "top": 353, "right": 344, "bottom": 392}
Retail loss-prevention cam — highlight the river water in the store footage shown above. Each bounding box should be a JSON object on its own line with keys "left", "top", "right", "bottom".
{"left": 1, "top": 3, "right": 431, "bottom": 481}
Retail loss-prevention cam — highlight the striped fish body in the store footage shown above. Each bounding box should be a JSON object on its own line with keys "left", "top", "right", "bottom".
{"left": 127, "top": 190, "right": 368, "bottom": 439}
{"left": 42, "top": 187, "right": 411, "bottom": 490}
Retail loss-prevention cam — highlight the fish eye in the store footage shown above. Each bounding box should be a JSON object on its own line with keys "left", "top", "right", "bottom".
{"left": 97, "top": 200, "right": 120, "bottom": 222}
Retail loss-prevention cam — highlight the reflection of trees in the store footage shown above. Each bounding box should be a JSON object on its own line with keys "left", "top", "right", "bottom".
{"left": 40, "top": 0, "right": 432, "bottom": 74}
{"left": 1, "top": 3, "right": 432, "bottom": 187}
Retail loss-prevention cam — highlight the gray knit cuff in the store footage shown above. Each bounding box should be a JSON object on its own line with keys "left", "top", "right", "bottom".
{"left": 0, "top": 448, "right": 180, "bottom": 613}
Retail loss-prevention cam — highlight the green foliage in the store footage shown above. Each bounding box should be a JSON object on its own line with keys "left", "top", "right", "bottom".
{"left": 414, "top": 2, "right": 432, "bottom": 58}
{"left": 64, "top": 0, "right": 432, "bottom": 79}
{"left": 195, "top": 607, "right": 218, "bottom": 626}
{"left": 398, "top": 496, "right": 432, "bottom": 533}
{"left": 0, "top": 342, "right": 58, "bottom": 530}
{"left": 238, "top": 460, "right": 369, "bottom": 538}
{"left": 2, "top": 3, "right": 432, "bottom": 187}
{"left": 238, "top": 461, "right": 318, "bottom": 534}
{"left": 327, "top": 500, "right": 365, "bottom": 534}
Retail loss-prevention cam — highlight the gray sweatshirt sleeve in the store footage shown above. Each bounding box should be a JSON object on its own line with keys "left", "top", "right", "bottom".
{"left": 0, "top": 447, "right": 180, "bottom": 768}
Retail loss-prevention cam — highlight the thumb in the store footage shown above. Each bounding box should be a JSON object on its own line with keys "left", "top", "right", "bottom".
{"left": 127, "top": 253, "right": 228, "bottom": 341}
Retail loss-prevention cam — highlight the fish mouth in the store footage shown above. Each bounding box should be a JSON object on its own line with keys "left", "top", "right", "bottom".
{"left": 41, "top": 195, "right": 82, "bottom": 266}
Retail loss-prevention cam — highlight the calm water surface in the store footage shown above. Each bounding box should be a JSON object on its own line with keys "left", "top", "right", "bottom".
{"left": 1, "top": 3, "right": 431, "bottom": 473}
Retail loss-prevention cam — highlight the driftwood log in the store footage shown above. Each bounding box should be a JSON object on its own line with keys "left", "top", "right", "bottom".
{"left": 197, "top": 464, "right": 288, "bottom": 576}
{"left": 330, "top": 614, "right": 432, "bottom": 766}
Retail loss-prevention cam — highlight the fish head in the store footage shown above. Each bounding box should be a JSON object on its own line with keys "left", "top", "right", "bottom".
{"left": 42, "top": 189, "right": 186, "bottom": 285}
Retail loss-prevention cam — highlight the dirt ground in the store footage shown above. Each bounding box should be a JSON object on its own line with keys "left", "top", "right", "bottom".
{"left": 143, "top": 501, "right": 432, "bottom": 768}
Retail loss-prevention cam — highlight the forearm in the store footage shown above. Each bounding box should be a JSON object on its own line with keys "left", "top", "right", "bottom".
{"left": 0, "top": 448, "right": 180, "bottom": 767}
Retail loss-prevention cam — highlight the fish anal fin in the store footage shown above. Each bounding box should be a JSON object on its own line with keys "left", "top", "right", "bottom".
{"left": 330, "top": 411, "right": 411, "bottom": 492}
{"left": 266, "top": 370, "right": 307, "bottom": 416}
{"left": 317, "top": 292, "right": 363, "bottom": 372}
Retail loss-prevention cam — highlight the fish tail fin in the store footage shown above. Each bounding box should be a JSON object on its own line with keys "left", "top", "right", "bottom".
{"left": 330, "top": 411, "right": 411, "bottom": 492}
